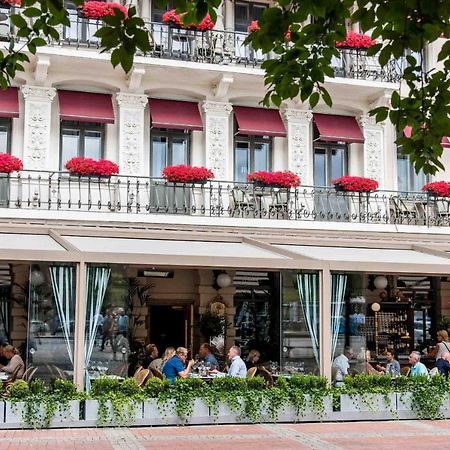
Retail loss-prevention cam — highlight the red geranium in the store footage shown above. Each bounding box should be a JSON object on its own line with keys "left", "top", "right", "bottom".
{"left": 247, "top": 171, "right": 301, "bottom": 188}
{"left": 162, "top": 165, "right": 214, "bottom": 183}
{"left": 422, "top": 181, "right": 450, "bottom": 197}
{"left": 0, "top": 153, "right": 23, "bottom": 173}
{"left": 81, "top": 1, "right": 128, "bottom": 20}
{"left": 0, "top": 0, "right": 21, "bottom": 6}
{"left": 247, "top": 20, "right": 260, "bottom": 33}
{"left": 162, "top": 9, "right": 215, "bottom": 31}
{"left": 332, "top": 176, "right": 379, "bottom": 192}
{"left": 336, "top": 32, "right": 376, "bottom": 49}
{"left": 65, "top": 157, "right": 119, "bottom": 176}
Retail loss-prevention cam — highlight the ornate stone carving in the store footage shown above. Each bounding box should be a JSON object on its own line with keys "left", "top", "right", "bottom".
{"left": 202, "top": 101, "right": 233, "bottom": 115}
{"left": 116, "top": 93, "right": 148, "bottom": 108}
{"left": 289, "top": 122, "right": 310, "bottom": 182}
{"left": 21, "top": 86, "right": 56, "bottom": 101}
{"left": 206, "top": 116, "right": 228, "bottom": 179}
{"left": 282, "top": 109, "right": 313, "bottom": 122}
{"left": 363, "top": 127, "right": 384, "bottom": 186}
{"left": 22, "top": 86, "right": 55, "bottom": 170}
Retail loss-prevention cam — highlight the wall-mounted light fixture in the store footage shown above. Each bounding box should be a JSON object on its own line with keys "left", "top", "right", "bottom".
{"left": 213, "top": 271, "right": 233, "bottom": 290}
{"left": 138, "top": 269, "right": 174, "bottom": 278}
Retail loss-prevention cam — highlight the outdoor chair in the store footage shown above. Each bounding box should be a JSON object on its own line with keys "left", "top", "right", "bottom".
{"left": 246, "top": 367, "right": 257, "bottom": 379}
{"left": 390, "top": 196, "right": 421, "bottom": 224}
{"left": 401, "top": 367, "right": 411, "bottom": 377}
{"left": 150, "top": 368, "right": 164, "bottom": 380}
{"left": 230, "top": 187, "right": 257, "bottom": 218}
{"left": 22, "top": 366, "right": 37, "bottom": 383}
{"left": 2, "top": 364, "right": 24, "bottom": 396}
{"left": 257, "top": 367, "right": 273, "bottom": 387}
{"left": 134, "top": 368, "right": 151, "bottom": 387}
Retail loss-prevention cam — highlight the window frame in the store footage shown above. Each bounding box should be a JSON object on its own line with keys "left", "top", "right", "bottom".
{"left": 60, "top": 120, "right": 105, "bottom": 170}
{"left": 313, "top": 141, "right": 348, "bottom": 187}
{"left": 152, "top": 1, "right": 174, "bottom": 23}
{"left": 234, "top": 1, "right": 267, "bottom": 32}
{"left": 233, "top": 134, "right": 272, "bottom": 182}
{"left": 0, "top": 117, "right": 12, "bottom": 155}
{"left": 150, "top": 128, "right": 191, "bottom": 177}
{"left": 396, "top": 147, "right": 429, "bottom": 193}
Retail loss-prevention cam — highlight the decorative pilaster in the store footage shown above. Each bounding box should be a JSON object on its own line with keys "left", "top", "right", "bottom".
{"left": 359, "top": 114, "right": 385, "bottom": 188}
{"left": 282, "top": 109, "right": 313, "bottom": 186}
{"left": 116, "top": 93, "right": 148, "bottom": 176}
{"left": 21, "top": 86, "right": 56, "bottom": 170}
{"left": 202, "top": 101, "right": 233, "bottom": 180}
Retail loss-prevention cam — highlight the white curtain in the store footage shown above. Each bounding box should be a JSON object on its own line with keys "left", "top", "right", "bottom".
{"left": 331, "top": 274, "right": 348, "bottom": 359}
{"left": 49, "top": 266, "right": 75, "bottom": 365}
{"left": 296, "top": 273, "right": 320, "bottom": 366}
{"left": 84, "top": 266, "right": 110, "bottom": 389}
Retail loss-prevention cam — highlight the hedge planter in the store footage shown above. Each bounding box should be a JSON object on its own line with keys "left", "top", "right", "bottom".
{"left": 5, "top": 400, "right": 79, "bottom": 428}
{"left": 84, "top": 399, "right": 142, "bottom": 426}
{"left": 396, "top": 393, "right": 450, "bottom": 420}
{"left": 214, "top": 398, "right": 250, "bottom": 424}
{"left": 338, "top": 394, "right": 397, "bottom": 420}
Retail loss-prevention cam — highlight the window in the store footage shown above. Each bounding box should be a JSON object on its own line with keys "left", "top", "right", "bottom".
{"left": 313, "top": 142, "right": 348, "bottom": 186}
{"left": 64, "top": 1, "right": 99, "bottom": 43}
{"left": 60, "top": 121, "right": 104, "bottom": 169}
{"left": 0, "top": 118, "right": 11, "bottom": 154}
{"left": 152, "top": 1, "right": 174, "bottom": 23}
{"left": 234, "top": 1, "right": 266, "bottom": 32}
{"left": 234, "top": 136, "right": 271, "bottom": 182}
{"left": 151, "top": 129, "right": 190, "bottom": 177}
{"left": 397, "top": 149, "right": 428, "bottom": 192}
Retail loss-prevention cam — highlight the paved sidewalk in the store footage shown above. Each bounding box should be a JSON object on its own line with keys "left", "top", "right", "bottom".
{"left": 0, "top": 420, "right": 449, "bottom": 449}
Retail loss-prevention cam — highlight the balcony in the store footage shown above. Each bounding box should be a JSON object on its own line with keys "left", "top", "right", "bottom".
{"left": 0, "top": 7, "right": 402, "bottom": 83}
{"left": 0, "top": 170, "right": 448, "bottom": 227}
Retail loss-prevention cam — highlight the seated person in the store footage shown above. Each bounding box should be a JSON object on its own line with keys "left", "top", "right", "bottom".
{"left": 162, "top": 347, "right": 194, "bottom": 384}
{"left": 0, "top": 345, "right": 24, "bottom": 378}
{"left": 245, "top": 349, "right": 260, "bottom": 370}
{"left": 354, "top": 350, "right": 380, "bottom": 375}
{"left": 408, "top": 351, "right": 429, "bottom": 377}
{"left": 436, "top": 352, "right": 450, "bottom": 379}
{"left": 150, "top": 346, "right": 175, "bottom": 372}
{"left": 375, "top": 349, "right": 401, "bottom": 376}
{"left": 199, "top": 343, "right": 219, "bottom": 369}
{"left": 332, "top": 347, "right": 353, "bottom": 385}
{"left": 211, "top": 346, "right": 247, "bottom": 378}
{"left": 142, "top": 344, "right": 158, "bottom": 369}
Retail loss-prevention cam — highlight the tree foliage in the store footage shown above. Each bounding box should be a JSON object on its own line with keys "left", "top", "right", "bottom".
{"left": 2, "top": 0, "right": 450, "bottom": 174}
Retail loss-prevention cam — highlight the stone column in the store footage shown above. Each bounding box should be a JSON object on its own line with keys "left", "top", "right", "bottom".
{"left": 202, "top": 101, "right": 233, "bottom": 180}
{"left": 282, "top": 109, "right": 313, "bottom": 186}
{"left": 224, "top": 0, "right": 233, "bottom": 31}
{"left": 21, "top": 86, "right": 56, "bottom": 170}
{"left": 116, "top": 93, "right": 148, "bottom": 176}
{"left": 359, "top": 114, "right": 385, "bottom": 189}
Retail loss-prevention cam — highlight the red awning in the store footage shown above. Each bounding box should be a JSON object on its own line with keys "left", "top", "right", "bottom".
{"left": 149, "top": 98, "right": 203, "bottom": 131}
{"left": 313, "top": 113, "right": 364, "bottom": 144}
{"left": 0, "top": 87, "right": 19, "bottom": 118}
{"left": 234, "top": 106, "right": 286, "bottom": 137}
{"left": 403, "top": 126, "right": 450, "bottom": 148}
{"left": 58, "top": 90, "right": 114, "bottom": 124}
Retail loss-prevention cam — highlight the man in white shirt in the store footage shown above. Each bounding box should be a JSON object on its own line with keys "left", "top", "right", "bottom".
{"left": 332, "top": 346, "right": 353, "bottom": 386}
{"left": 227, "top": 346, "right": 247, "bottom": 378}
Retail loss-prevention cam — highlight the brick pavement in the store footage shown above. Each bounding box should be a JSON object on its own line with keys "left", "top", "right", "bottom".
{"left": 0, "top": 420, "right": 449, "bottom": 449}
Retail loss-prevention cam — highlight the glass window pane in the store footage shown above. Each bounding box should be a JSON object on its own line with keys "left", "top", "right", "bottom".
{"left": 253, "top": 5, "right": 265, "bottom": 20}
{"left": 253, "top": 142, "right": 269, "bottom": 172}
{"left": 171, "top": 138, "right": 189, "bottom": 166}
{"left": 235, "top": 142, "right": 249, "bottom": 182}
{"left": 84, "top": 130, "right": 102, "bottom": 160}
{"left": 314, "top": 149, "right": 326, "bottom": 186}
{"left": 61, "top": 128, "right": 80, "bottom": 167}
{"left": 397, "top": 151, "right": 409, "bottom": 191}
{"left": 0, "top": 124, "right": 9, "bottom": 153}
{"left": 331, "top": 148, "right": 345, "bottom": 181}
{"left": 151, "top": 136, "right": 167, "bottom": 177}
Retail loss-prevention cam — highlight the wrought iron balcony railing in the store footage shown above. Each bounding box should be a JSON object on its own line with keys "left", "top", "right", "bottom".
{"left": 0, "top": 171, "right": 448, "bottom": 227}
{"left": 0, "top": 6, "right": 402, "bottom": 82}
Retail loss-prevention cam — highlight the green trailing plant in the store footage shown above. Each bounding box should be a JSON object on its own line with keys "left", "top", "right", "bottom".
{"left": 198, "top": 310, "right": 229, "bottom": 339}
{"left": 242, "top": 377, "right": 267, "bottom": 423}
{"left": 209, "top": 377, "right": 246, "bottom": 420}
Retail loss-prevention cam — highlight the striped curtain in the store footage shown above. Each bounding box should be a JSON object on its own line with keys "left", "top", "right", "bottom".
{"left": 331, "top": 274, "right": 348, "bottom": 360}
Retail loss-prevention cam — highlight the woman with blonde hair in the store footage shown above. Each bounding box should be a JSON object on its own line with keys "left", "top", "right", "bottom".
{"left": 149, "top": 346, "right": 175, "bottom": 371}
{"left": 245, "top": 349, "right": 261, "bottom": 370}
{"left": 427, "top": 330, "right": 450, "bottom": 360}
{"left": 0, "top": 345, "right": 24, "bottom": 379}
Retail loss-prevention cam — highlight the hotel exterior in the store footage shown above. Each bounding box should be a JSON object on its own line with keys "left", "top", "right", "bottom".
{"left": 0, "top": 1, "right": 449, "bottom": 390}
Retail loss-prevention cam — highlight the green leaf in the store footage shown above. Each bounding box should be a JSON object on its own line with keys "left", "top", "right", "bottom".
{"left": 10, "top": 14, "right": 28, "bottom": 29}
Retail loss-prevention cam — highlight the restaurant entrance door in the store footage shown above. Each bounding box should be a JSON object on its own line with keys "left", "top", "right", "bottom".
{"left": 150, "top": 305, "right": 191, "bottom": 353}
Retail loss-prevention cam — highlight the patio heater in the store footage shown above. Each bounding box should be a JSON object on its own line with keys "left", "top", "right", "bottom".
{"left": 371, "top": 302, "right": 381, "bottom": 356}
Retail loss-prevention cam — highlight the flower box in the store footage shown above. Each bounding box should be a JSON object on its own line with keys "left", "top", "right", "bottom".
{"left": 0, "top": 153, "right": 23, "bottom": 174}
{"left": 4, "top": 400, "right": 79, "bottom": 428}
{"left": 80, "top": 1, "right": 128, "bottom": 20}
{"left": 247, "top": 171, "right": 301, "bottom": 188}
{"left": 142, "top": 399, "right": 178, "bottom": 426}
{"left": 332, "top": 176, "right": 378, "bottom": 193}
{"left": 336, "top": 32, "right": 376, "bottom": 49}
{"left": 65, "top": 157, "right": 119, "bottom": 177}
{"left": 396, "top": 392, "right": 450, "bottom": 420}
{"left": 422, "top": 181, "right": 450, "bottom": 197}
{"left": 162, "top": 9, "right": 215, "bottom": 32}
{"left": 84, "top": 399, "right": 142, "bottom": 426}
{"left": 214, "top": 398, "right": 250, "bottom": 424}
{"left": 162, "top": 165, "right": 214, "bottom": 184}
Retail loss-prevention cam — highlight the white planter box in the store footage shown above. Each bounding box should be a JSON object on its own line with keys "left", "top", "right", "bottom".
{"left": 141, "top": 399, "right": 210, "bottom": 425}
{"left": 340, "top": 394, "right": 396, "bottom": 413}
{"left": 213, "top": 398, "right": 249, "bottom": 424}
{"left": 396, "top": 392, "right": 450, "bottom": 419}
{"left": 5, "top": 400, "right": 79, "bottom": 428}
{"left": 84, "top": 399, "right": 142, "bottom": 426}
